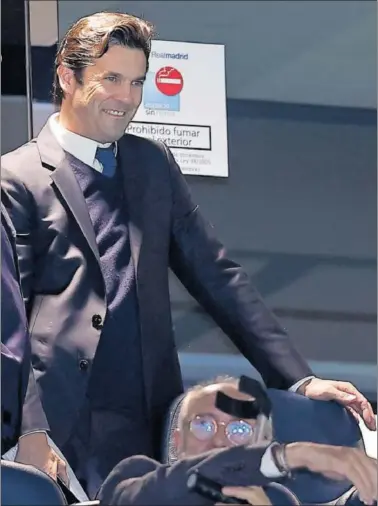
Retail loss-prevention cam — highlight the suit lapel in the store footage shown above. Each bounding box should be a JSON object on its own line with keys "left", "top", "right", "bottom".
{"left": 51, "top": 159, "right": 101, "bottom": 265}
{"left": 36, "top": 123, "right": 101, "bottom": 265}
{"left": 36, "top": 125, "right": 147, "bottom": 279}
{"left": 118, "top": 135, "right": 146, "bottom": 278}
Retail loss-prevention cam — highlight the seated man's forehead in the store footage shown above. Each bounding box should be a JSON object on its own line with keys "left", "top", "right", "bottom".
{"left": 180, "top": 383, "right": 259, "bottom": 430}
{"left": 203, "top": 382, "right": 254, "bottom": 401}
{"left": 187, "top": 383, "right": 255, "bottom": 414}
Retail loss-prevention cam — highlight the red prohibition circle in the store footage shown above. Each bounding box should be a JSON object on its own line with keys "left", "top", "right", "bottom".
{"left": 155, "top": 67, "right": 184, "bottom": 96}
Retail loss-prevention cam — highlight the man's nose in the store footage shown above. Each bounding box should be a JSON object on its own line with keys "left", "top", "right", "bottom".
{"left": 117, "top": 83, "right": 134, "bottom": 103}
{"left": 212, "top": 428, "right": 229, "bottom": 449}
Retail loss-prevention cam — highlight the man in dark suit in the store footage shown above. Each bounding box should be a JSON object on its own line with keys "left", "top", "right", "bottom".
{"left": 1, "top": 10, "right": 374, "bottom": 498}
{"left": 97, "top": 448, "right": 377, "bottom": 506}
{"left": 97, "top": 382, "right": 377, "bottom": 506}
{"left": 1, "top": 203, "right": 68, "bottom": 482}
{"left": 97, "top": 443, "right": 377, "bottom": 505}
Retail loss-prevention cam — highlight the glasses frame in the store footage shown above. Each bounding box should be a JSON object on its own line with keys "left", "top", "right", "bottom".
{"left": 188, "top": 413, "right": 255, "bottom": 446}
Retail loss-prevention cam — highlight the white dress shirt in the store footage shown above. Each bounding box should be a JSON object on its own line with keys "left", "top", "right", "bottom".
{"left": 49, "top": 113, "right": 116, "bottom": 172}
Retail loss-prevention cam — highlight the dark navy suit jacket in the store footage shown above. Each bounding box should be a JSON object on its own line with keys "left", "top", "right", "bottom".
{"left": 1, "top": 203, "right": 48, "bottom": 454}
{"left": 1, "top": 124, "right": 312, "bottom": 455}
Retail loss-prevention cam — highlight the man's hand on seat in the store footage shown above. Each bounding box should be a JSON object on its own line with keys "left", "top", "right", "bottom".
{"left": 298, "top": 378, "right": 376, "bottom": 431}
{"left": 222, "top": 443, "right": 377, "bottom": 506}
{"left": 285, "top": 442, "right": 377, "bottom": 506}
{"left": 15, "top": 432, "right": 69, "bottom": 485}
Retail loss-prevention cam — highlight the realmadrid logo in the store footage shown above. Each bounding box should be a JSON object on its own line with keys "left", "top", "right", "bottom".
{"left": 143, "top": 66, "right": 184, "bottom": 112}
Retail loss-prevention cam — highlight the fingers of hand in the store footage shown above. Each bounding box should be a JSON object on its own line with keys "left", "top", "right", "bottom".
{"left": 45, "top": 452, "right": 59, "bottom": 480}
{"left": 336, "top": 382, "right": 369, "bottom": 408}
{"left": 329, "top": 382, "right": 376, "bottom": 430}
{"left": 346, "top": 401, "right": 376, "bottom": 430}
{"left": 57, "top": 457, "right": 69, "bottom": 486}
{"left": 330, "top": 383, "right": 357, "bottom": 403}
{"left": 222, "top": 486, "right": 272, "bottom": 506}
{"left": 346, "top": 406, "right": 361, "bottom": 423}
{"left": 342, "top": 451, "right": 377, "bottom": 505}
{"left": 222, "top": 486, "right": 247, "bottom": 498}
{"left": 361, "top": 403, "right": 377, "bottom": 431}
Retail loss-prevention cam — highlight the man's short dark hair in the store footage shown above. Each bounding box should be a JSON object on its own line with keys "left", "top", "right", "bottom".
{"left": 53, "top": 11, "right": 154, "bottom": 105}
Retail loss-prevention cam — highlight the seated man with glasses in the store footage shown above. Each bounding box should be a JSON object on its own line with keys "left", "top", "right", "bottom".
{"left": 174, "top": 378, "right": 265, "bottom": 457}
{"left": 98, "top": 376, "right": 377, "bottom": 505}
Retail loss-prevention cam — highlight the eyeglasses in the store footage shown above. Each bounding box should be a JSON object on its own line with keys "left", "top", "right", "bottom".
{"left": 188, "top": 414, "right": 254, "bottom": 446}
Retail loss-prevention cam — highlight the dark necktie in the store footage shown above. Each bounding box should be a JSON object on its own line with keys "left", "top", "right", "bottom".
{"left": 95, "top": 145, "right": 117, "bottom": 178}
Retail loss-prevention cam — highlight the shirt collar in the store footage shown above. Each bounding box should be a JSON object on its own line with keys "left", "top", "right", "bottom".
{"left": 49, "top": 113, "right": 117, "bottom": 171}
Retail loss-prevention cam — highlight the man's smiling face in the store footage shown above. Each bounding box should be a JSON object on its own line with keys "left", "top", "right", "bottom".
{"left": 58, "top": 44, "right": 146, "bottom": 143}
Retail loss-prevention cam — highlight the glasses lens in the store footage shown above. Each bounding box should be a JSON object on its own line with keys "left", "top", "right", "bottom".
{"left": 226, "top": 420, "right": 253, "bottom": 445}
{"left": 190, "top": 415, "right": 217, "bottom": 441}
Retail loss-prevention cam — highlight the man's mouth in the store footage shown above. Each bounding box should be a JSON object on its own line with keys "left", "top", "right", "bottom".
{"left": 104, "top": 109, "right": 126, "bottom": 117}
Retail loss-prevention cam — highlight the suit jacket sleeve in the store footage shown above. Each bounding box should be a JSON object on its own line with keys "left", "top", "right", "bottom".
{"left": 1, "top": 199, "right": 49, "bottom": 436}
{"left": 164, "top": 145, "right": 313, "bottom": 390}
{"left": 2, "top": 168, "right": 37, "bottom": 307}
{"left": 98, "top": 444, "right": 271, "bottom": 505}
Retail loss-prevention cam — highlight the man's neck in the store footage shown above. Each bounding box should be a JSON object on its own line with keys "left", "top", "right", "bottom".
{"left": 57, "top": 109, "right": 88, "bottom": 139}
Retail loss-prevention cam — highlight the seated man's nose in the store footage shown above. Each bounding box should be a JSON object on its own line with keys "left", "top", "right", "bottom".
{"left": 212, "top": 431, "right": 229, "bottom": 448}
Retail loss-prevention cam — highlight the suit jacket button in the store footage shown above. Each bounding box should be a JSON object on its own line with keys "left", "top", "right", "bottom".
{"left": 79, "top": 359, "right": 89, "bottom": 371}
{"left": 92, "top": 314, "right": 103, "bottom": 330}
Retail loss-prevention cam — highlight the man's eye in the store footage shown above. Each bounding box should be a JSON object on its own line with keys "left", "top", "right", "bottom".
{"left": 105, "top": 75, "right": 118, "bottom": 82}
{"left": 132, "top": 80, "right": 145, "bottom": 87}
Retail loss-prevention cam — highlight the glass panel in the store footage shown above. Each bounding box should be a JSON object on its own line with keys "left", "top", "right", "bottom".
{"left": 28, "top": 0, "right": 59, "bottom": 136}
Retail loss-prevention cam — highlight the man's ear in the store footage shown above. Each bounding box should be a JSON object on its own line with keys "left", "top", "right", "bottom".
{"left": 173, "top": 427, "right": 182, "bottom": 451}
{"left": 56, "top": 65, "right": 77, "bottom": 97}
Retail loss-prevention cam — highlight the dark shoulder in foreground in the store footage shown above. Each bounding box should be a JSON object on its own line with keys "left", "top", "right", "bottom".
{"left": 1, "top": 139, "right": 38, "bottom": 162}
{"left": 1, "top": 139, "right": 41, "bottom": 176}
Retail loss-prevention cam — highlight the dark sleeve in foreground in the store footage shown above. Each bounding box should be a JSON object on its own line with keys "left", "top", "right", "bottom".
{"left": 1, "top": 205, "right": 49, "bottom": 449}
{"left": 98, "top": 444, "right": 271, "bottom": 505}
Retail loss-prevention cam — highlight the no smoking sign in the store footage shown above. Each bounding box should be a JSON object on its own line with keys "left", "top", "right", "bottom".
{"left": 155, "top": 66, "right": 184, "bottom": 96}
